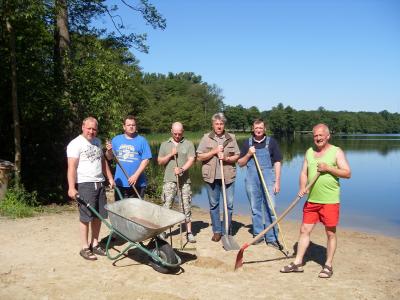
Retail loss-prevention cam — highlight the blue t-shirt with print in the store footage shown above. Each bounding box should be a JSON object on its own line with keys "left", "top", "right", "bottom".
{"left": 112, "top": 134, "right": 152, "bottom": 187}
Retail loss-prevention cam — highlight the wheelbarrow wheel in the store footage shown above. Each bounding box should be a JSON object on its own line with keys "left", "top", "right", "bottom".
{"left": 147, "top": 238, "right": 179, "bottom": 274}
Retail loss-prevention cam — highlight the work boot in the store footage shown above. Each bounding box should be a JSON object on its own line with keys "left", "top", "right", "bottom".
{"left": 211, "top": 232, "right": 222, "bottom": 242}
{"left": 187, "top": 232, "right": 196, "bottom": 243}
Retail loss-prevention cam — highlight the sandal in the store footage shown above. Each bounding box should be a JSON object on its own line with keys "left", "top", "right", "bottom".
{"left": 318, "top": 265, "right": 333, "bottom": 278}
{"left": 79, "top": 248, "right": 97, "bottom": 261}
{"left": 90, "top": 244, "right": 106, "bottom": 256}
{"left": 280, "top": 262, "right": 304, "bottom": 273}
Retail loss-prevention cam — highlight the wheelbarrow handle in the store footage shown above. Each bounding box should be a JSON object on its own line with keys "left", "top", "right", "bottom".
{"left": 76, "top": 194, "right": 89, "bottom": 207}
{"left": 75, "top": 194, "right": 113, "bottom": 230}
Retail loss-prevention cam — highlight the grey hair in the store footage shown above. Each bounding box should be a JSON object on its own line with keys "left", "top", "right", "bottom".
{"left": 313, "top": 123, "right": 330, "bottom": 134}
{"left": 211, "top": 112, "right": 227, "bottom": 123}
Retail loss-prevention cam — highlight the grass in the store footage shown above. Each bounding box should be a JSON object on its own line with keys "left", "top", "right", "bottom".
{"left": 0, "top": 185, "right": 40, "bottom": 218}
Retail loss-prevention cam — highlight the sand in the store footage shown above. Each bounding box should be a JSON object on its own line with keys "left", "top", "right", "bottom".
{"left": 1, "top": 204, "right": 399, "bottom": 300}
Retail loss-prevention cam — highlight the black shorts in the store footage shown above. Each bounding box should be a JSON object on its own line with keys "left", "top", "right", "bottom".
{"left": 77, "top": 182, "right": 107, "bottom": 222}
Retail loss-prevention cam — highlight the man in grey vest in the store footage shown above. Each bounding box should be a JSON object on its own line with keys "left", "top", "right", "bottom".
{"left": 197, "top": 113, "right": 240, "bottom": 242}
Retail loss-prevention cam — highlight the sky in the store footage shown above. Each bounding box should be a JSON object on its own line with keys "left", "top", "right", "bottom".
{"left": 97, "top": 0, "right": 400, "bottom": 113}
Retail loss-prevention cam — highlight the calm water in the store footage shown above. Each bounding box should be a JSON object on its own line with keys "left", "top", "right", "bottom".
{"left": 192, "top": 134, "right": 400, "bottom": 238}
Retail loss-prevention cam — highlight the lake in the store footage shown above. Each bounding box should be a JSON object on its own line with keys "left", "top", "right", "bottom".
{"left": 192, "top": 134, "right": 400, "bottom": 238}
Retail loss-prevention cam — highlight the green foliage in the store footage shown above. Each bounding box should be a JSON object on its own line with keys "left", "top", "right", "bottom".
{"left": 144, "top": 161, "right": 164, "bottom": 204}
{"left": 69, "top": 34, "right": 147, "bottom": 137}
{"left": 264, "top": 103, "right": 400, "bottom": 135}
{"left": 141, "top": 72, "right": 223, "bottom": 132}
{"left": 0, "top": 185, "right": 39, "bottom": 218}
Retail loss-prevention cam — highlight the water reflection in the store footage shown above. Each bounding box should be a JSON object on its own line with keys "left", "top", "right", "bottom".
{"left": 190, "top": 134, "right": 400, "bottom": 237}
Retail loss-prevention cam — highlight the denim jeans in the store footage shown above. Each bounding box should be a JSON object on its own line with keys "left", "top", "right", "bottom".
{"left": 245, "top": 177, "right": 279, "bottom": 242}
{"left": 244, "top": 139, "right": 279, "bottom": 243}
{"left": 205, "top": 180, "right": 235, "bottom": 235}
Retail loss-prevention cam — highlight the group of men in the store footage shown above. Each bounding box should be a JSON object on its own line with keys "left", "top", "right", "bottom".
{"left": 67, "top": 113, "right": 351, "bottom": 278}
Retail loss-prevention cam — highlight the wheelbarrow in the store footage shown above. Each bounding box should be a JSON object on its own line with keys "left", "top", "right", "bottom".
{"left": 76, "top": 195, "right": 186, "bottom": 274}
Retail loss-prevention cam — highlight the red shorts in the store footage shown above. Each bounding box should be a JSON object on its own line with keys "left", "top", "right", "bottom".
{"left": 302, "top": 202, "right": 340, "bottom": 227}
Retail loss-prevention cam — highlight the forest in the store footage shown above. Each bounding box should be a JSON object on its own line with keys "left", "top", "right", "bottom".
{"left": 1, "top": 1, "right": 399, "bottom": 206}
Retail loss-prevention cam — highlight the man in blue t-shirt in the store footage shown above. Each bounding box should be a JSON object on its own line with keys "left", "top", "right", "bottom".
{"left": 105, "top": 115, "right": 152, "bottom": 200}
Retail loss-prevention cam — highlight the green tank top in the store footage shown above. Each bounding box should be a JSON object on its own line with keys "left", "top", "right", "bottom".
{"left": 306, "top": 145, "right": 340, "bottom": 204}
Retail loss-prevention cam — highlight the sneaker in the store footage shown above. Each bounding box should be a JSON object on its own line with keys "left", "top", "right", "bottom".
{"left": 158, "top": 232, "right": 167, "bottom": 240}
{"left": 266, "top": 241, "right": 283, "bottom": 251}
{"left": 187, "top": 232, "right": 196, "bottom": 243}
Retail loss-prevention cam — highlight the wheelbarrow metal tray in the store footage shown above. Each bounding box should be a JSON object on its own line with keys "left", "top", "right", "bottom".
{"left": 105, "top": 198, "right": 185, "bottom": 242}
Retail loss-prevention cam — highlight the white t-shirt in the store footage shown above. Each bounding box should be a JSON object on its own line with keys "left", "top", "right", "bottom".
{"left": 66, "top": 135, "right": 105, "bottom": 183}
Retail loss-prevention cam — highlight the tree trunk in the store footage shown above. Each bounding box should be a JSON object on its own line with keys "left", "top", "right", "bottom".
{"left": 6, "top": 19, "right": 21, "bottom": 185}
{"left": 54, "top": 0, "right": 77, "bottom": 133}
{"left": 54, "top": 0, "right": 70, "bottom": 84}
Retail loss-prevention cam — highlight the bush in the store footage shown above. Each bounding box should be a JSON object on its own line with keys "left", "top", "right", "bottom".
{"left": 144, "top": 161, "right": 164, "bottom": 205}
{"left": 0, "top": 185, "right": 39, "bottom": 218}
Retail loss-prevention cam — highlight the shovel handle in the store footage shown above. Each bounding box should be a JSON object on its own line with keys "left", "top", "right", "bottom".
{"left": 174, "top": 154, "right": 185, "bottom": 250}
{"left": 111, "top": 150, "right": 142, "bottom": 200}
{"left": 253, "top": 153, "right": 289, "bottom": 254}
{"left": 220, "top": 159, "right": 230, "bottom": 234}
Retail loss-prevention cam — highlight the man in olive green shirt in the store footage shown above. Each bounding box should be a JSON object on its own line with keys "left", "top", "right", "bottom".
{"left": 158, "top": 122, "right": 196, "bottom": 243}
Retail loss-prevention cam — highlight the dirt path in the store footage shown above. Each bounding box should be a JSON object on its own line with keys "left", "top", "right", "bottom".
{"left": 1, "top": 207, "right": 399, "bottom": 299}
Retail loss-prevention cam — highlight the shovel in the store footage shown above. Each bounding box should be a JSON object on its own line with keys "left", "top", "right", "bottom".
{"left": 234, "top": 172, "right": 320, "bottom": 270}
{"left": 253, "top": 153, "right": 290, "bottom": 256}
{"left": 111, "top": 150, "right": 142, "bottom": 200}
{"left": 220, "top": 159, "right": 240, "bottom": 251}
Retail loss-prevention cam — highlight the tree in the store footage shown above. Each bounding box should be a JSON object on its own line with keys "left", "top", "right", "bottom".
{"left": 3, "top": 1, "right": 21, "bottom": 184}
{"left": 224, "top": 105, "right": 247, "bottom": 131}
{"left": 246, "top": 106, "right": 261, "bottom": 126}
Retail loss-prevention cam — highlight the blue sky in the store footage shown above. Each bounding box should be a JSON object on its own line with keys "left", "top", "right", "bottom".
{"left": 98, "top": 0, "right": 400, "bottom": 113}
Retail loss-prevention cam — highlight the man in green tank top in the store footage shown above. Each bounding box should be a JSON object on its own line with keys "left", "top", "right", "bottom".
{"left": 280, "top": 123, "right": 351, "bottom": 278}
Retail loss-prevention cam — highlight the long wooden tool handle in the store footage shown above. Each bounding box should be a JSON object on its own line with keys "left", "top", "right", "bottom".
{"left": 220, "top": 159, "right": 230, "bottom": 234}
{"left": 247, "top": 172, "right": 321, "bottom": 246}
{"left": 174, "top": 154, "right": 184, "bottom": 249}
{"left": 112, "top": 150, "right": 142, "bottom": 200}
{"left": 253, "top": 154, "right": 289, "bottom": 253}
{"left": 173, "top": 154, "right": 185, "bottom": 214}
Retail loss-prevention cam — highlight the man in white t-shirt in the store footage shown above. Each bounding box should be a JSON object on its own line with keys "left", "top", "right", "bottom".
{"left": 67, "top": 117, "right": 114, "bottom": 261}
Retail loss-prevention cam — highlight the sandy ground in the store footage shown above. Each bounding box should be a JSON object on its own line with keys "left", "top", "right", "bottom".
{"left": 1, "top": 202, "right": 400, "bottom": 300}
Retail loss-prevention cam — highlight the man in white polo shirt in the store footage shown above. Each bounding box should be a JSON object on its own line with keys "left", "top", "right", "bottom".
{"left": 67, "top": 117, "right": 114, "bottom": 261}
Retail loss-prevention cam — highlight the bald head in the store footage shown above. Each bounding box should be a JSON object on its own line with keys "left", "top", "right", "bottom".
{"left": 172, "top": 122, "right": 183, "bottom": 132}
{"left": 171, "top": 122, "right": 184, "bottom": 142}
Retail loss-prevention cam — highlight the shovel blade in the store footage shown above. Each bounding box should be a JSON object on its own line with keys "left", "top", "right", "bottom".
{"left": 222, "top": 235, "right": 240, "bottom": 251}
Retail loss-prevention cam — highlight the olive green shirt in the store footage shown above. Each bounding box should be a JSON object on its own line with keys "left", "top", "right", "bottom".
{"left": 158, "top": 137, "right": 196, "bottom": 183}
